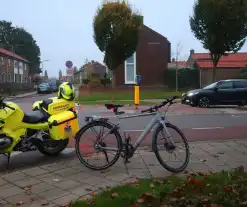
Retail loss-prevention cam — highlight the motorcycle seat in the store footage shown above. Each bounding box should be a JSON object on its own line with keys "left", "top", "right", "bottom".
{"left": 23, "top": 110, "right": 47, "bottom": 124}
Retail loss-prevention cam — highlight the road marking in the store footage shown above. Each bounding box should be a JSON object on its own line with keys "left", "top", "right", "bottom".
{"left": 191, "top": 127, "right": 224, "bottom": 130}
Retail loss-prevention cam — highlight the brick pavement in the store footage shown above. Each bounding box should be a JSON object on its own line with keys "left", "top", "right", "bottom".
{"left": 1, "top": 139, "right": 247, "bottom": 206}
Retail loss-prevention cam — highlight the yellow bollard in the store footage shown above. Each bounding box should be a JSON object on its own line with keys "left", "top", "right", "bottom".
{"left": 134, "top": 85, "right": 140, "bottom": 108}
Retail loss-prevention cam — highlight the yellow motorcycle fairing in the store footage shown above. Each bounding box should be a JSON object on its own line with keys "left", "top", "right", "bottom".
{"left": 32, "top": 97, "right": 75, "bottom": 115}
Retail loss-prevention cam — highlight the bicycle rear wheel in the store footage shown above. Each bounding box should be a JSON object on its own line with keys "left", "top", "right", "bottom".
{"left": 152, "top": 123, "right": 190, "bottom": 173}
{"left": 75, "top": 120, "right": 122, "bottom": 171}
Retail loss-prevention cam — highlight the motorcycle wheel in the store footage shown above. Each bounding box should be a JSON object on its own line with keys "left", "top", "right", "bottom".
{"left": 36, "top": 139, "right": 69, "bottom": 156}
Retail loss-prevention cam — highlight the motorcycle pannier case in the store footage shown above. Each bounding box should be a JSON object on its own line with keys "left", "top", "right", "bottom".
{"left": 48, "top": 111, "right": 79, "bottom": 140}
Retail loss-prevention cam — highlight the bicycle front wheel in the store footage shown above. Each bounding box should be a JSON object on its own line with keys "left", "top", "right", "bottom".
{"left": 75, "top": 120, "right": 123, "bottom": 171}
{"left": 152, "top": 123, "right": 190, "bottom": 173}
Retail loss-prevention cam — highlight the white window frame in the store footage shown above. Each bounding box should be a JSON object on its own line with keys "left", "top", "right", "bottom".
{"left": 124, "top": 52, "right": 136, "bottom": 84}
{"left": 8, "top": 59, "right": 11, "bottom": 66}
{"left": 1, "top": 57, "right": 4, "bottom": 66}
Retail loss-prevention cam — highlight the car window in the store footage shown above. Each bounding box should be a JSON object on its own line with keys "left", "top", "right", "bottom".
{"left": 217, "top": 81, "right": 233, "bottom": 89}
{"left": 234, "top": 81, "right": 247, "bottom": 89}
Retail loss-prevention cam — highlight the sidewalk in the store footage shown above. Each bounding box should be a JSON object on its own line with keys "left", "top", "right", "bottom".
{"left": 1, "top": 139, "right": 247, "bottom": 206}
{"left": 6, "top": 91, "right": 37, "bottom": 101}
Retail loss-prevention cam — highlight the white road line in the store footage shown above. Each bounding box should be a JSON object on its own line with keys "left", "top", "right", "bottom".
{"left": 191, "top": 127, "right": 224, "bottom": 130}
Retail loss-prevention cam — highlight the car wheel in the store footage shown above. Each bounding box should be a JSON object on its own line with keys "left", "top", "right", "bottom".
{"left": 198, "top": 97, "right": 210, "bottom": 108}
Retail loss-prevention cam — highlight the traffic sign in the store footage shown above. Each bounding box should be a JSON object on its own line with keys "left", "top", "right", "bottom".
{"left": 66, "top": 68, "right": 73, "bottom": 77}
{"left": 65, "top": 60, "right": 73, "bottom": 69}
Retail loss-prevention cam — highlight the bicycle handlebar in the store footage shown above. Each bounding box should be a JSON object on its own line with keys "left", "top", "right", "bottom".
{"left": 141, "top": 96, "right": 180, "bottom": 113}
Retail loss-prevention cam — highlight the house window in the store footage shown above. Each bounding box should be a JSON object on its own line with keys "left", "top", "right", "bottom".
{"left": 1, "top": 57, "right": 4, "bottom": 66}
{"left": 124, "top": 52, "right": 136, "bottom": 84}
{"left": 8, "top": 59, "right": 11, "bottom": 67}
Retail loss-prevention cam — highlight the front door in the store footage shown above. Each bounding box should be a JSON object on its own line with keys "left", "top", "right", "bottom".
{"left": 216, "top": 81, "right": 236, "bottom": 105}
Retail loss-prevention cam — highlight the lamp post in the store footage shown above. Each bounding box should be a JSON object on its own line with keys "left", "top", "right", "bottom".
{"left": 41, "top": 59, "right": 49, "bottom": 81}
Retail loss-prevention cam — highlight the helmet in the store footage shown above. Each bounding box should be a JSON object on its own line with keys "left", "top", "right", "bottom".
{"left": 57, "top": 82, "right": 75, "bottom": 101}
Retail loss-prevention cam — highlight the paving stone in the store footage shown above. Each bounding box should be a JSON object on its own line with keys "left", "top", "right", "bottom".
{"left": 105, "top": 172, "right": 130, "bottom": 182}
{"left": 4, "top": 193, "right": 42, "bottom": 205}
{"left": 67, "top": 185, "right": 92, "bottom": 196}
{"left": 52, "top": 194, "right": 78, "bottom": 206}
{"left": 29, "top": 182, "right": 56, "bottom": 194}
{"left": 127, "top": 169, "right": 151, "bottom": 179}
{"left": 0, "top": 178, "right": 7, "bottom": 186}
{"left": 70, "top": 172, "right": 91, "bottom": 182}
{"left": 37, "top": 188, "right": 70, "bottom": 201}
{"left": 53, "top": 179, "right": 81, "bottom": 190}
{"left": 53, "top": 168, "right": 80, "bottom": 177}
{"left": 38, "top": 174, "right": 67, "bottom": 184}
{"left": 148, "top": 165, "right": 173, "bottom": 178}
{"left": 187, "top": 163, "right": 213, "bottom": 173}
{"left": 21, "top": 167, "right": 49, "bottom": 176}
{"left": 82, "top": 175, "right": 111, "bottom": 185}
{"left": 22, "top": 200, "right": 56, "bottom": 207}
{"left": 14, "top": 177, "right": 42, "bottom": 188}
{"left": 1, "top": 171, "right": 28, "bottom": 182}
{"left": 39, "top": 162, "right": 68, "bottom": 171}
{"left": 0, "top": 185, "right": 24, "bottom": 198}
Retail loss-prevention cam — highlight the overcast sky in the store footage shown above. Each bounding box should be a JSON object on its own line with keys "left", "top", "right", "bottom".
{"left": 1, "top": 0, "right": 247, "bottom": 77}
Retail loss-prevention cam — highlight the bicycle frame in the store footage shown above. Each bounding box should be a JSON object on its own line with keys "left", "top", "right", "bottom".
{"left": 89, "top": 109, "right": 175, "bottom": 152}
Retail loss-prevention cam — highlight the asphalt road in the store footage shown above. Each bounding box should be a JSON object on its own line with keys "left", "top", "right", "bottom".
{"left": 1, "top": 93, "right": 247, "bottom": 173}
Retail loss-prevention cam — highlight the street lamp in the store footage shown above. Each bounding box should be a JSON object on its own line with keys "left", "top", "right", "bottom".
{"left": 41, "top": 59, "right": 49, "bottom": 80}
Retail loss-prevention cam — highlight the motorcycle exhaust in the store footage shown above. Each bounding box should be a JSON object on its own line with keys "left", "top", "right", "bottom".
{"left": 0, "top": 136, "right": 12, "bottom": 150}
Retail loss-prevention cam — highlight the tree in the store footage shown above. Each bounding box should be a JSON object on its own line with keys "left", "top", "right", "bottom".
{"left": 190, "top": 0, "right": 247, "bottom": 82}
{"left": 0, "top": 20, "right": 41, "bottom": 74}
{"left": 33, "top": 74, "right": 41, "bottom": 85}
{"left": 93, "top": 0, "right": 143, "bottom": 88}
{"left": 59, "top": 70, "right": 62, "bottom": 80}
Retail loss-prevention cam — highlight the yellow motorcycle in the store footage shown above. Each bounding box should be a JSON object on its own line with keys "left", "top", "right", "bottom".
{"left": 0, "top": 95, "right": 79, "bottom": 165}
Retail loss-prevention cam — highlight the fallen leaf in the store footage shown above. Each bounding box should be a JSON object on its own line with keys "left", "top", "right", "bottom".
{"left": 85, "top": 188, "right": 92, "bottom": 191}
{"left": 111, "top": 192, "right": 118, "bottom": 198}
{"left": 141, "top": 192, "right": 155, "bottom": 202}
{"left": 53, "top": 178, "right": 60, "bottom": 182}
{"left": 224, "top": 185, "right": 233, "bottom": 191}
{"left": 41, "top": 201, "right": 50, "bottom": 206}
{"left": 91, "top": 191, "right": 97, "bottom": 196}
{"left": 16, "top": 201, "right": 24, "bottom": 206}
{"left": 136, "top": 198, "right": 144, "bottom": 204}
{"left": 212, "top": 154, "right": 219, "bottom": 158}
{"left": 200, "top": 159, "right": 207, "bottom": 162}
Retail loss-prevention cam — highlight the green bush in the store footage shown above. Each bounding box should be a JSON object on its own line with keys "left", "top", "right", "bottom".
{"left": 82, "top": 79, "right": 89, "bottom": 85}
{"left": 100, "top": 78, "right": 111, "bottom": 87}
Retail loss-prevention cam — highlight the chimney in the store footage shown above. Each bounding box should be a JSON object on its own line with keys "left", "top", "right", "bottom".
{"left": 190, "top": 49, "right": 195, "bottom": 56}
{"left": 172, "top": 58, "right": 175, "bottom": 62}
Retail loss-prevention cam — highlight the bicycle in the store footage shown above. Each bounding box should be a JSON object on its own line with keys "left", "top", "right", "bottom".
{"left": 75, "top": 96, "right": 190, "bottom": 173}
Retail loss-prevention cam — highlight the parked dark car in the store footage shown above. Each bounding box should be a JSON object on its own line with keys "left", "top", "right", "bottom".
{"left": 37, "top": 83, "right": 52, "bottom": 94}
{"left": 182, "top": 79, "right": 247, "bottom": 107}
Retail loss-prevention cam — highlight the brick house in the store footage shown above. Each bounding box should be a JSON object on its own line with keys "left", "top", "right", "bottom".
{"left": 115, "top": 25, "right": 171, "bottom": 87}
{"left": 0, "top": 48, "right": 30, "bottom": 84}
{"left": 74, "top": 61, "right": 106, "bottom": 84}
{"left": 187, "top": 49, "right": 247, "bottom": 88}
